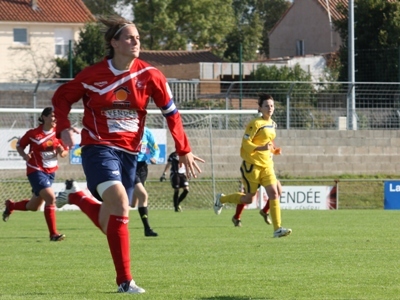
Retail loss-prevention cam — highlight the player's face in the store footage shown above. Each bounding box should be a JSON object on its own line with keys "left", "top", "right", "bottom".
{"left": 43, "top": 112, "right": 57, "bottom": 128}
{"left": 113, "top": 25, "right": 140, "bottom": 59}
{"left": 259, "top": 99, "right": 274, "bottom": 118}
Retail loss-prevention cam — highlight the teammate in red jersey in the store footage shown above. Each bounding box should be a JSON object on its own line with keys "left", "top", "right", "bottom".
{"left": 53, "top": 15, "right": 204, "bottom": 294}
{"left": 2, "top": 107, "right": 69, "bottom": 241}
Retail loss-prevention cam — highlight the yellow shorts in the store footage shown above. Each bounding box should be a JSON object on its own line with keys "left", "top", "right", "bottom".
{"left": 240, "top": 160, "right": 277, "bottom": 193}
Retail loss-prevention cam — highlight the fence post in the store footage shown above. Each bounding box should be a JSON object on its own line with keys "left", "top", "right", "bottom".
{"left": 286, "top": 83, "right": 295, "bottom": 129}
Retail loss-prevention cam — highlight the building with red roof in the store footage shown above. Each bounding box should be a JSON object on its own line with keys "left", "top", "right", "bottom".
{"left": 0, "top": 0, "right": 94, "bottom": 82}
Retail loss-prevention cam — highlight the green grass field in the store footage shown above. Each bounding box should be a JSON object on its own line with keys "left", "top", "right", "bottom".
{"left": 1, "top": 209, "right": 400, "bottom": 299}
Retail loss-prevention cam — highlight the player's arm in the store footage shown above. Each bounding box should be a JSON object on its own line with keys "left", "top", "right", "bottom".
{"left": 147, "top": 130, "right": 160, "bottom": 164}
{"left": 56, "top": 141, "right": 69, "bottom": 158}
{"left": 241, "top": 121, "right": 271, "bottom": 153}
{"left": 52, "top": 73, "right": 86, "bottom": 147}
{"left": 160, "top": 162, "right": 171, "bottom": 181}
{"left": 150, "top": 74, "right": 204, "bottom": 177}
{"left": 16, "top": 133, "right": 32, "bottom": 161}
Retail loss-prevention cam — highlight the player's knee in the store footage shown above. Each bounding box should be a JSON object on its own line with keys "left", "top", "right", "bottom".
{"left": 242, "top": 194, "right": 253, "bottom": 204}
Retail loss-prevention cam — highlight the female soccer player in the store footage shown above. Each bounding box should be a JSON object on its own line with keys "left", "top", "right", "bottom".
{"left": 213, "top": 93, "right": 291, "bottom": 238}
{"left": 52, "top": 15, "right": 204, "bottom": 294}
{"left": 2, "top": 107, "right": 68, "bottom": 241}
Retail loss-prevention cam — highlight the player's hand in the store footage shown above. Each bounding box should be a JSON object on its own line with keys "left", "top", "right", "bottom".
{"left": 150, "top": 158, "right": 157, "bottom": 164}
{"left": 179, "top": 152, "right": 205, "bottom": 179}
{"left": 160, "top": 173, "right": 166, "bottom": 182}
{"left": 23, "top": 151, "right": 33, "bottom": 161}
{"left": 271, "top": 147, "right": 282, "bottom": 155}
{"left": 61, "top": 127, "right": 80, "bottom": 148}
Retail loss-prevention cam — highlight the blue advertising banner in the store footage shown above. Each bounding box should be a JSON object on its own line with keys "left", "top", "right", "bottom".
{"left": 68, "top": 128, "right": 167, "bottom": 165}
{"left": 384, "top": 181, "right": 400, "bottom": 210}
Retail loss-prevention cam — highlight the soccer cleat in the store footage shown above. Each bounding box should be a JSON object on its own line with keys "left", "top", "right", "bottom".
{"left": 145, "top": 228, "right": 158, "bottom": 237}
{"left": 117, "top": 280, "right": 145, "bottom": 294}
{"left": 174, "top": 205, "right": 182, "bottom": 212}
{"left": 273, "top": 227, "right": 292, "bottom": 238}
{"left": 213, "top": 193, "right": 224, "bottom": 215}
{"left": 56, "top": 179, "right": 81, "bottom": 208}
{"left": 231, "top": 216, "right": 242, "bottom": 227}
{"left": 259, "top": 209, "right": 272, "bottom": 225}
{"left": 2, "top": 199, "right": 12, "bottom": 222}
{"left": 50, "top": 233, "right": 66, "bottom": 241}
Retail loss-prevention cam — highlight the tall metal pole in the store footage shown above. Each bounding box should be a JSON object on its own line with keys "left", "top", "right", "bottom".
{"left": 239, "top": 42, "right": 243, "bottom": 110}
{"left": 348, "top": 0, "right": 357, "bottom": 130}
{"left": 69, "top": 40, "right": 73, "bottom": 78}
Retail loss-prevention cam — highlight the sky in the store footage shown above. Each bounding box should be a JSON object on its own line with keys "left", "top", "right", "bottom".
{"left": 114, "top": 1, "right": 133, "bottom": 21}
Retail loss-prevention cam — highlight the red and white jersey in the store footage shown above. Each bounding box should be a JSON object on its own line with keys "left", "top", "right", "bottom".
{"left": 52, "top": 58, "right": 191, "bottom": 155}
{"left": 17, "top": 126, "right": 63, "bottom": 175}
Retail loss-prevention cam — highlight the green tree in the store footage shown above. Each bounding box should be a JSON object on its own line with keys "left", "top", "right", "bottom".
{"left": 132, "top": 0, "right": 177, "bottom": 50}
{"left": 223, "top": 0, "right": 263, "bottom": 62}
{"left": 249, "top": 64, "right": 316, "bottom": 128}
{"left": 82, "top": 0, "right": 119, "bottom": 16}
{"left": 131, "top": 0, "right": 234, "bottom": 57}
{"left": 334, "top": 0, "right": 400, "bottom": 82}
{"left": 55, "top": 22, "right": 105, "bottom": 78}
{"left": 223, "top": 0, "right": 291, "bottom": 62}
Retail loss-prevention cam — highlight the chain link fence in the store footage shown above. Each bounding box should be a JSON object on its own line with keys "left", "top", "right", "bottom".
{"left": 2, "top": 80, "right": 400, "bottom": 129}
{"left": 0, "top": 109, "right": 391, "bottom": 211}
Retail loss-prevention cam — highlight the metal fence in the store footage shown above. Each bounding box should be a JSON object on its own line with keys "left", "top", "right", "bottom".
{"left": 0, "top": 109, "right": 392, "bottom": 211}
{"left": 1, "top": 80, "right": 400, "bottom": 130}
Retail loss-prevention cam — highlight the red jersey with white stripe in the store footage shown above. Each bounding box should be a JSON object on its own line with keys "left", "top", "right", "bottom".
{"left": 52, "top": 58, "right": 191, "bottom": 155}
{"left": 17, "top": 127, "right": 62, "bottom": 175}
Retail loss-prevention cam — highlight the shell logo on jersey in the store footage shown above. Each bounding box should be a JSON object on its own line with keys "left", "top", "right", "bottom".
{"left": 45, "top": 140, "right": 54, "bottom": 147}
{"left": 114, "top": 87, "right": 130, "bottom": 101}
{"left": 113, "top": 87, "right": 131, "bottom": 108}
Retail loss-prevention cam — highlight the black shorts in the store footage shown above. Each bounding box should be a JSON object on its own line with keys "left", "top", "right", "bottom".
{"left": 170, "top": 173, "right": 189, "bottom": 189}
{"left": 134, "top": 161, "right": 148, "bottom": 185}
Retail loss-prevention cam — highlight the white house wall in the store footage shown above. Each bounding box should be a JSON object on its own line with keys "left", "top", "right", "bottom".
{"left": 200, "top": 56, "right": 327, "bottom": 81}
{"left": 269, "top": 0, "right": 341, "bottom": 58}
{"left": 0, "top": 23, "right": 83, "bottom": 82}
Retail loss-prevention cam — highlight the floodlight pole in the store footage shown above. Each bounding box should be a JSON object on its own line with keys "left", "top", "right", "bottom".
{"left": 348, "top": 0, "right": 357, "bottom": 130}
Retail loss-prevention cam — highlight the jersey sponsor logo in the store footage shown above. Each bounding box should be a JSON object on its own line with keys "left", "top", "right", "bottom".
{"left": 135, "top": 79, "right": 145, "bottom": 89}
{"left": 102, "top": 109, "right": 138, "bottom": 119}
{"left": 112, "top": 101, "right": 130, "bottom": 108}
{"left": 107, "top": 119, "right": 139, "bottom": 133}
{"left": 114, "top": 86, "right": 131, "bottom": 101}
{"left": 94, "top": 81, "right": 108, "bottom": 87}
{"left": 41, "top": 151, "right": 57, "bottom": 160}
{"left": 243, "top": 134, "right": 250, "bottom": 140}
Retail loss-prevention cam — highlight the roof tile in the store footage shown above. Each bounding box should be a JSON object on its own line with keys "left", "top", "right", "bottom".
{"left": 0, "top": 0, "right": 94, "bottom": 23}
{"left": 139, "top": 50, "right": 224, "bottom": 66}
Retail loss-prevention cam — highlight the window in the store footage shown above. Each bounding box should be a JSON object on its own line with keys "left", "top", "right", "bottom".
{"left": 13, "top": 28, "right": 28, "bottom": 44}
{"left": 54, "top": 29, "right": 73, "bottom": 57}
{"left": 296, "top": 40, "right": 305, "bottom": 56}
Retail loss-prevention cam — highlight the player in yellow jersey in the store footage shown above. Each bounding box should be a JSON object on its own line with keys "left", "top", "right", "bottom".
{"left": 213, "top": 93, "right": 292, "bottom": 238}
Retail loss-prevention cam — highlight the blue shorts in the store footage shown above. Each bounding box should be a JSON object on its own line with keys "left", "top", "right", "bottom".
{"left": 81, "top": 145, "right": 137, "bottom": 202}
{"left": 27, "top": 171, "right": 55, "bottom": 196}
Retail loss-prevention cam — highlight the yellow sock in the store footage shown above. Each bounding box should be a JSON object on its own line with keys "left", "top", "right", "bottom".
{"left": 269, "top": 199, "right": 281, "bottom": 231}
{"left": 221, "top": 193, "right": 244, "bottom": 204}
